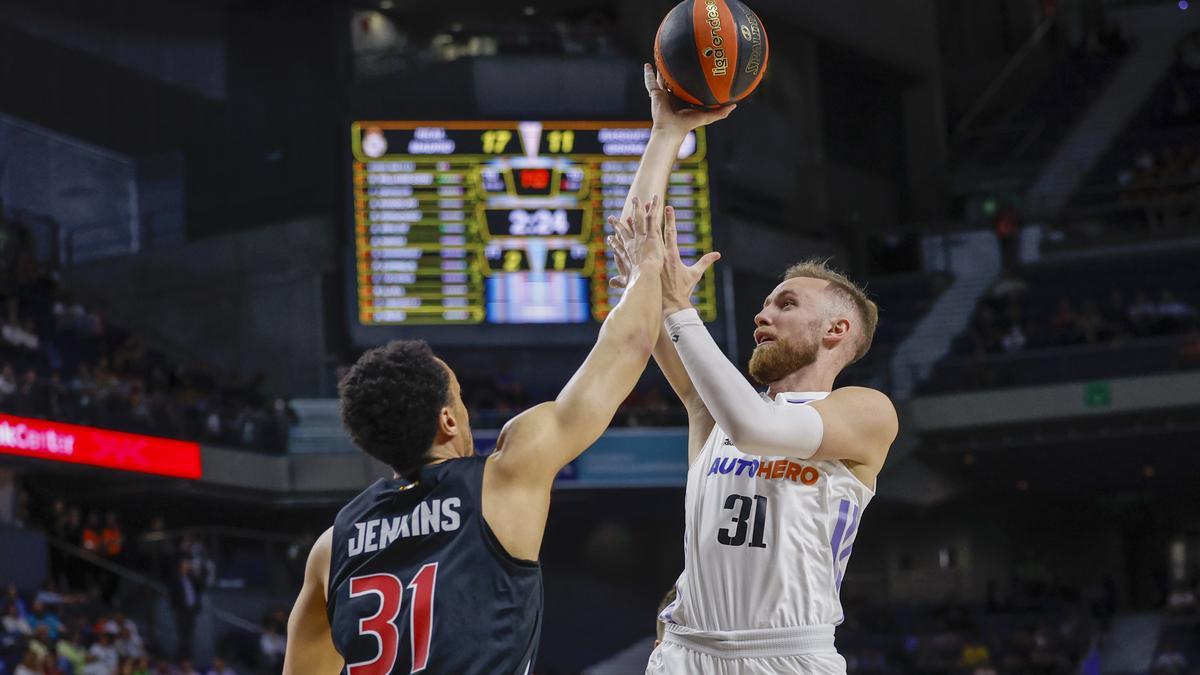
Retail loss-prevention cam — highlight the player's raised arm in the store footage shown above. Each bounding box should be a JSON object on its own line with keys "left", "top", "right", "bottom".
{"left": 488, "top": 195, "right": 665, "bottom": 483}
{"left": 611, "top": 207, "right": 720, "bottom": 462}
{"left": 607, "top": 64, "right": 732, "bottom": 458}
{"left": 283, "top": 528, "right": 343, "bottom": 675}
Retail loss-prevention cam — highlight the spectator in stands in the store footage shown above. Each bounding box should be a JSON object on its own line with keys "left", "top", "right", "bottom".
{"left": 27, "top": 600, "right": 61, "bottom": 640}
{"left": 114, "top": 623, "right": 145, "bottom": 661}
{"left": 0, "top": 363, "right": 15, "bottom": 403}
{"left": 4, "top": 583, "right": 28, "bottom": 618}
{"left": 57, "top": 628, "right": 89, "bottom": 673}
{"left": 1166, "top": 580, "right": 1198, "bottom": 613}
{"left": 82, "top": 512, "right": 103, "bottom": 554}
{"left": 1074, "top": 298, "right": 1106, "bottom": 344}
{"left": 84, "top": 630, "right": 119, "bottom": 675}
{"left": 1050, "top": 297, "right": 1082, "bottom": 345}
{"left": 257, "top": 616, "right": 286, "bottom": 673}
{"left": 169, "top": 558, "right": 204, "bottom": 660}
{"left": 14, "top": 646, "right": 44, "bottom": 675}
{"left": 1002, "top": 324, "right": 1027, "bottom": 353}
{"left": 2, "top": 319, "right": 38, "bottom": 352}
{"left": 2, "top": 598, "right": 32, "bottom": 658}
{"left": 1153, "top": 641, "right": 1187, "bottom": 675}
{"left": 101, "top": 511, "right": 124, "bottom": 560}
{"left": 12, "top": 369, "right": 35, "bottom": 416}
{"left": 1127, "top": 291, "right": 1159, "bottom": 336}
{"left": 27, "top": 623, "right": 54, "bottom": 663}
{"left": 137, "top": 516, "right": 174, "bottom": 582}
{"left": 1157, "top": 289, "right": 1197, "bottom": 333}
{"left": 35, "top": 580, "right": 68, "bottom": 606}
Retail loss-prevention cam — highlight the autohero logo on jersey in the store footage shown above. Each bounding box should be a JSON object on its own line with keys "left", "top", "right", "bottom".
{"left": 347, "top": 497, "right": 462, "bottom": 557}
{"left": 707, "top": 441, "right": 820, "bottom": 486}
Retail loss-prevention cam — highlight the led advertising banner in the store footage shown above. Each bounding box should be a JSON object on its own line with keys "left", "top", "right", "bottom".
{"left": 0, "top": 414, "right": 202, "bottom": 479}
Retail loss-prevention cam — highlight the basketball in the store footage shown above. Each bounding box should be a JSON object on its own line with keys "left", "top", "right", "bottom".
{"left": 653, "top": 0, "right": 770, "bottom": 108}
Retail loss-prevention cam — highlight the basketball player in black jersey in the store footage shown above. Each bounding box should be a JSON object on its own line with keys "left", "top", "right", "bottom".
{"left": 280, "top": 179, "right": 725, "bottom": 671}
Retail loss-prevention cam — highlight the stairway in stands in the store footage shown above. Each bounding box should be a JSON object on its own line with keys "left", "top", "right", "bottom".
{"left": 1100, "top": 612, "right": 1163, "bottom": 674}
{"left": 1025, "top": 4, "right": 1200, "bottom": 218}
{"left": 889, "top": 231, "right": 1002, "bottom": 399}
{"left": 288, "top": 399, "right": 356, "bottom": 454}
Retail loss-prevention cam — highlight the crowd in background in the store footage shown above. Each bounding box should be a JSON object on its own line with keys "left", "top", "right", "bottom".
{"left": 0, "top": 211, "right": 297, "bottom": 454}
{"left": 2, "top": 488, "right": 300, "bottom": 674}
{"left": 963, "top": 276, "right": 1198, "bottom": 358}
{"left": 1, "top": 579, "right": 240, "bottom": 675}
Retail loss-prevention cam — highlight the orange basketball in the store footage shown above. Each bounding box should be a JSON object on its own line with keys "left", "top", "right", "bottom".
{"left": 653, "top": 0, "right": 770, "bottom": 108}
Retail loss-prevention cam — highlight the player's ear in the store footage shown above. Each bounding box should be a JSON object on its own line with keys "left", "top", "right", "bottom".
{"left": 436, "top": 406, "right": 460, "bottom": 441}
{"left": 823, "top": 316, "right": 851, "bottom": 348}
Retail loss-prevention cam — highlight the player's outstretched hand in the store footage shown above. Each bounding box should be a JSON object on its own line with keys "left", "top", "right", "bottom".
{"left": 645, "top": 63, "right": 735, "bottom": 134}
{"left": 607, "top": 195, "right": 665, "bottom": 288}
{"left": 660, "top": 205, "right": 720, "bottom": 316}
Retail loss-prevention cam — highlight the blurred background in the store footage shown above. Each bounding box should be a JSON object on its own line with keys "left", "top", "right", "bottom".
{"left": 0, "top": 0, "right": 1199, "bottom": 673}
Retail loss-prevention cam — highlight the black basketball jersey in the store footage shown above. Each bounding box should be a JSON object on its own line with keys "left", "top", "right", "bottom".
{"left": 327, "top": 456, "right": 542, "bottom": 675}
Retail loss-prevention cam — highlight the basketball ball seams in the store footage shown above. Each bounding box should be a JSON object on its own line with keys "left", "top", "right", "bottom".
{"left": 692, "top": 0, "right": 738, "bottom": 104}
{"left": 655, "top": 1, "right": 715, "bottom": 107}
{"left": 729, "top": 2, "right": 768, "bottom": 102}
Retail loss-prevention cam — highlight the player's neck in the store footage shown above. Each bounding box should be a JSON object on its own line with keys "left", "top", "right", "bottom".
{"left": 426, "top": 442, "right": 469, "bottom": 464}
{"left": 765, "top": 361, "right": 837, "bottom": 397}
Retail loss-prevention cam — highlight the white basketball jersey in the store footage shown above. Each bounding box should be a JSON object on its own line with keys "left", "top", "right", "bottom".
{"left": 660, "top": 391, "right": 874, "bottom": 632}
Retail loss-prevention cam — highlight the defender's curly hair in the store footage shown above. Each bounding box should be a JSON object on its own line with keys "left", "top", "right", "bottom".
{"left": 338, "top": 340, "right": 450, "bottom": 475}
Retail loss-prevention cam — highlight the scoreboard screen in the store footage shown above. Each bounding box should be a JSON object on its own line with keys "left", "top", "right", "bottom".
{"left": 349, "top": 120, "right": 716, "bottom": 327}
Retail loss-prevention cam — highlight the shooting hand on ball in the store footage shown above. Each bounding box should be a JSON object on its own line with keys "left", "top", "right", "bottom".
{"left": 645, "top": 64, "right": 735, "bottom": 135}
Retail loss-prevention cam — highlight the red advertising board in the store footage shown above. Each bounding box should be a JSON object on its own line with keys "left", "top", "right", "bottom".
{"left": 0, "top": 414, "right": 202, "bottom": 479}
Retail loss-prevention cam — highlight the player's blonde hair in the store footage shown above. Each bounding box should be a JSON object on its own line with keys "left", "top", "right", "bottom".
{"left": 783, "top": 258, "right": 878, "bottom": 365}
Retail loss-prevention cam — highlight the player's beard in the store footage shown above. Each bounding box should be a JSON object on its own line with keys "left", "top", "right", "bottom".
{"left": 748, "top": 332, "right": 819, "bottom": 386}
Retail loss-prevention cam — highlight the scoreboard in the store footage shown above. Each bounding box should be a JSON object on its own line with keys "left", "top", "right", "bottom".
{"left": 350, "top": 120, "right": 717, "bottom": 326}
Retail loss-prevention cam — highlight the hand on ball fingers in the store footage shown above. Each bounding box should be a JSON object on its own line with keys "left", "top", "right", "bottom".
{"left": 661, "top": 205, "right": 720, "bottom": 316}
{"left": 644, "top": 63, "right": 736, "bottom": 133}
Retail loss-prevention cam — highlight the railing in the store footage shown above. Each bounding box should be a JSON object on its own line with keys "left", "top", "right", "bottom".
{"left": 45, "top": 535, "right": 261, "bottom": 634}
{"left": 953, "top": 17, "right": 1057, "bottom": 141}
{"left": 919, "top": 333, "right": 1199, "bottom": 394}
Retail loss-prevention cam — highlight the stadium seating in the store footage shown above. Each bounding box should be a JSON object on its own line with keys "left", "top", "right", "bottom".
{"left": 919, "top": 245, "right": 1200, "bottom": 393}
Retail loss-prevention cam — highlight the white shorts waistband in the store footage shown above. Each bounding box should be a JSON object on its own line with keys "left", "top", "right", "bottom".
{"left": 663, "top": 623, "right": 837, "bottom": 659}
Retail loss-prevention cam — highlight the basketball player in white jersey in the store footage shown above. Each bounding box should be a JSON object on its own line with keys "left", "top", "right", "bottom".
{"left": 608, "top": 65, "right": 899, "bottom": 674}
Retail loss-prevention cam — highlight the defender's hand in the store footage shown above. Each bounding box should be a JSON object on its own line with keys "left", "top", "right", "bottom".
{"left": 608, "top": 195, "right": 665, "bottom": 287}
{"left": 645, "top": 63, "right": 736, "bottom": 135}
{"left": 660, "top": 206, "right": 720, "bottom": 317}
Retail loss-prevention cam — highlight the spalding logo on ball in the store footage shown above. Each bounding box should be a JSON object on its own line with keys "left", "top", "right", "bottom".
{"left": 654, "top": 0, "right": 769, "bottom": 108}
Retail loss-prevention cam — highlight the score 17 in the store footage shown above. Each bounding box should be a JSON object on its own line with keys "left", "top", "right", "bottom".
{"left": 481, "top": 130, "right": 512, "bottom": 154}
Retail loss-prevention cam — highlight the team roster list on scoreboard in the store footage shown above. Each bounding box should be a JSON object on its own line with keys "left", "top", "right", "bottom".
{"left": 351, "top": 121, "right": 717, "bottom": 325}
